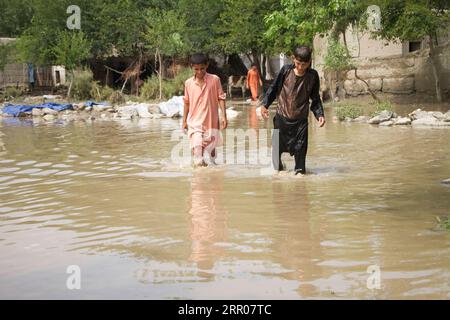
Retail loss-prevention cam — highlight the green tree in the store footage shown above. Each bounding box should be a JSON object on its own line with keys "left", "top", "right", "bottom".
{"left": 177, "top": 0, "right": 223, "bottom": 53}
{"left": 372, "top": 0, "right": 450, "bottom": 102}
{"left": 0, "top": 0, "right": 34, "bottom": 37}
{"left": 143, "top": 9, "right": 188, "bottom": 100}
{"left": 213, "top": 0, "right": 280, "bottom": 79}
{"left": 52, "top": 30, "right": 92, "bottom": 97}
{"left": 264, "top": 0, "right": 368, "bottom": 53}
{"left": 0, "top": 42, "right": 15, "bottom": 71}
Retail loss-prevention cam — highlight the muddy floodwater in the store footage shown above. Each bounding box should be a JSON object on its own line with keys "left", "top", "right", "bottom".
{"left": 0, "top": 102, "right": 449, "bottom": 299}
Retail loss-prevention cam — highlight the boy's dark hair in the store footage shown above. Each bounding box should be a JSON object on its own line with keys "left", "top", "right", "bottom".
{"left": 251, "top": 62, "right": 258, "bottom": 68}
{"left": 190, "top": 53, "right": 209, "bottom": 65}
{"left": 293, "top": 46, "right": 312, "bottom": 62}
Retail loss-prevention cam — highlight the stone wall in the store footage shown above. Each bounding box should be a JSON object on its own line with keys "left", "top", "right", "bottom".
{"left": 342, "top": 43, "right": 450, "bottom": 97}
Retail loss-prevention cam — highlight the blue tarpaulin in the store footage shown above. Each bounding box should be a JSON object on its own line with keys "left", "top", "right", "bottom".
{"left": 2, "top": 102, "right": 73, "bottom": 117}
{"left": 84, "top": 101, "right": 108, "bottom": 107}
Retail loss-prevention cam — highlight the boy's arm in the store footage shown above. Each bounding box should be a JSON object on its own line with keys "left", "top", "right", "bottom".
{"left": 261, "top": 65, "right": 288, "bottom": 109}
{"left": 182, "top": 82, "right": 190, "bottom": 131}
{"left": 182, "top": 102, "right": 189, "bottom": 131}
{"left": 219, "top": 99, "right": 227, "bottom": 129}
{"left": 310, "top": 70, "right": 325, "bottom": 122}
{"left": 217, "top": 78, "right": 227, "bottom": 129}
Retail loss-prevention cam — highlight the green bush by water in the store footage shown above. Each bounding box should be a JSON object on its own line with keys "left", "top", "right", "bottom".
{"left": 334, "top": 104, "right": 364, "bottom": 121}
{"left": 2, "top": 87, "right": 24, "bottom": 100}
{"left": 370, "top": 101, "right": 393, "bottom": 117}
{"left": 140, "top": 67, "right": 192, "bottom": 101}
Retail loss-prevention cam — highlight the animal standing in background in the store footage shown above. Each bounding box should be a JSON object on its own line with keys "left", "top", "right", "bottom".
{"left": 227, "top": 75, "right": 247, "bottom": 99}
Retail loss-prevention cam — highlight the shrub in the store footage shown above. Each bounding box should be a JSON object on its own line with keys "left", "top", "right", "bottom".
{"left": 70, "top": 68, "right": 94, "bottom": 100}
{"left": 370, "top": 101, "right": 393, "bottom": 117}
{"left": 2, "top": 86, "right": 24, "bottom": 99}
{"left": 90, "top": 82, "right": 115, "bottom": 101}
{"left": 140, "top": 76, "right": 160, "bottom": 100}
{"left": 334, "top": 104, "right": 363, "bottom": 121}
{"left": 140, "top": 67, "right": 192, "bottom": 101}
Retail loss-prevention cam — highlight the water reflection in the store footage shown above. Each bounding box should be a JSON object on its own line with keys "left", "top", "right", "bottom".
{"left": 271, "top": 179, "right": 324, "bottom": 297}
{"left": 188, "top": 171, "right": 227, "bottom": 272}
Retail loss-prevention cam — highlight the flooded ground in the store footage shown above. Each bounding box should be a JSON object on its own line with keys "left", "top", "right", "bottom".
{"left": 0, "top": 100, "right": 449, "bottom": 299}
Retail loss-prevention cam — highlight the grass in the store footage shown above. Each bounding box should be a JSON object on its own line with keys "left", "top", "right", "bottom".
{"left": 140, "top": 67, "right": 192, "bottom": 101}
{"left": 436, "top": 216, "right": 450, "bottom": 230}
{"left": 1, "top": 86, "right": 24, "bottom": 100}
{"left": 334, "top": 104, "right": 364, "bottom": 121}
{"left": 369, "top": 100, "right": 394, "bottom": 117}
{"left": 332, "top": 99, "right": 395, "bottom": 121}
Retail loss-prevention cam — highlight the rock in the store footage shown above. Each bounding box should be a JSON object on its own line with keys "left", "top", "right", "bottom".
{"left": 93, "top": 105, "right": 113, "bottom": 112}
{"left": 344, "top": 117, "right": 353, "bottom": 122}
{"left": 441, "top": 179, "right": 450, "bottom": 185}
{"left": 135, "top": 103, "right": 153, "bottom": 118}
{"left": 378, "top": 110, "right": 393, "bottom": 122}
{"left": 43, "top": 95, "right": 62, "bottom": 100}
{"left": 148, "top": 104, "right": 161, "bottom": 114}
{"left": 353, "top": 116, "right": 370, "bottom": 123}
{"left": 431, "top": 112, "right": 445, "bottom": 120}
{"left": 159, "top": 96, "right": 184, "bottom": 118}
{"left": 42, "top": 107, "right": 58, "bottom": 115}
{"left": 412, "top": 118, "right": 450, "bottom": 126}
{"left": 394, "top": 117, "right": 411, "bottom": 125}
{"left": 379, "top": 120, "right": 394, "bottom": 126}
{"left": 382, "top": 77, "right": 414, "bottom": 94}
{"left": 73, "top": 103, "right": 85, "bottom": 110}
{"left": 117, "top": 105, "right": 138, "bottom": 120}
{"left": 43, "top": 114, "right": 55, "bottom": 121}
{"left": 32, "top": 108, "right": 43, "bottom": 117}
{"left": 368, "top": 115, "right": 381, "bottom": 124}
{"left": 368, "top": 78, "right": 382, "bottom": 92}
{"left": 444, "top": 111, "right": 450, "bottom": 122}
{"left": 409, "top": 108, "right": 431, "bottom": 120}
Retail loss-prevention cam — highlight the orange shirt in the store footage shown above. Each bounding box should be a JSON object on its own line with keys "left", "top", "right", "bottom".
{"left": 184, "top": 73, "right": 226, "bottom": 148}
{"left": 247, "top": 69, "right": 260, "bottom": 87}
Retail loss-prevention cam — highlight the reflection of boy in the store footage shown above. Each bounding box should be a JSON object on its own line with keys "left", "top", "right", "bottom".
{"left": 261, "top": 46, "right": 325, "bottom": 175}
{"left": 182, "top": 53, "right": 227, "bottom": 167}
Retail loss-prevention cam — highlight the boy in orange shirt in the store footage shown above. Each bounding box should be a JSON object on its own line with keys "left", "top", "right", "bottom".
{"left": 182, "top": 53, "right": 228, "bottom": 167}
{"left": 246, "top": 63, "right": 263, "bottom": 101}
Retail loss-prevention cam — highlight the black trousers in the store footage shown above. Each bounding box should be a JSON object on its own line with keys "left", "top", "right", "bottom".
{"left": 272, "top": 113, "right": 308, "bottom": 173}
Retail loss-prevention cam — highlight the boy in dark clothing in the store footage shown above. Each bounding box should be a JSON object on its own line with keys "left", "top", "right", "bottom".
{"left": 261, "top": 46, "right": 325, "bottom": 175}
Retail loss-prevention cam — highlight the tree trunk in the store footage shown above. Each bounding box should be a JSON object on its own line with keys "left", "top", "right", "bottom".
{"left": 261, "top": 53, "right": 267, "bottom": 81}
{"left": 354, "top": 68, "right": 380, "bottom": 102}
{"left": 428, "top": 35, "right": 442, "bottom": 103}
{"left": 251, "top": 50, "right": 261, "bottom": 74}
{"left": 67, "top": 71, "right": 73, "bottom": 99}
{"left": 327, "top": 71, "right": 335, "bottom": 101}
{"left": 158, "top": 49, "right": 162, "bottom": 101}
{"left": 120, "top": 77, "right": 128, "bottom": 94}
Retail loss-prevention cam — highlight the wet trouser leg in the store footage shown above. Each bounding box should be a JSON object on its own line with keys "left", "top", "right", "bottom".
{"left": 294, "top": 128, "right": 308, "bottom": 174}
{"left": 272, "top": 119, "right": 284, "bottom": 171}
{"left": 272, "top": 146, "right": 284, "bottom": 171}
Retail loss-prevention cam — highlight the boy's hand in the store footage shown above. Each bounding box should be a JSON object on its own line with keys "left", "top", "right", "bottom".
{"left": 221, "top": 118, "right": 228, "bottom": 130}
{"left": 318, "top": 116, "right": 325, "bottom": 127}
{"left": 182, "top": 121, "right": 188, "bottom": 132}
{"left": 261, "top": 107, "right": 269, "bottom": 119}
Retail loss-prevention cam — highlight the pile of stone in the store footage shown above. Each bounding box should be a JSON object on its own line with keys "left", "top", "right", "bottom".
{"left": 344, "top": 109, "right": 450, "bottom": 127}
{"left": 0, "top": 98, "right": 185, "bottom": 122}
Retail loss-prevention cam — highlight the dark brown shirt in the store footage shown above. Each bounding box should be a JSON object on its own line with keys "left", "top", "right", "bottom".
{"left": 262, "top": 65, "right": 324, "bottom": 121}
